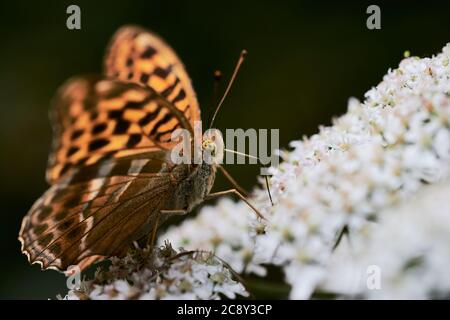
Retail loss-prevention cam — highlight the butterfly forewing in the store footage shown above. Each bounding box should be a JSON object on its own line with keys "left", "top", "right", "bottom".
{"left": 104, "top": 25, "right": 200, "bottom": 128}
{"left": 46, "top": 76, "right": 191, "bottom": 184}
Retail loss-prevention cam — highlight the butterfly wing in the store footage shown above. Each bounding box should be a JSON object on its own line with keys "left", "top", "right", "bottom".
{"left": 46, "top": 76, "right": 192, "bottom": 184}
{"left": 20, "top": 153, "right": 190, "bottom": 272}
{"left": 20, "top": 26, "right": 203, "bottom": 273}
{"left": 104, "top": 25, "right": 200, "bottom": 128}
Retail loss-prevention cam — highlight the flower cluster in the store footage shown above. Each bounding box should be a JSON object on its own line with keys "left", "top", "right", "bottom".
{"left": 63, "top": 242, "right": 248, "bottom": 300}
{"left": 323, "top": 178, "right": 450, "bottom": 299}
{"left": 162, "top": 44, "right": 450, "bottom": 298}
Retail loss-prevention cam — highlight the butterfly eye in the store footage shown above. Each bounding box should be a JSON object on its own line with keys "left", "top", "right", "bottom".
{"left": 202, "top": 139, "right": 217, "bottom": 157}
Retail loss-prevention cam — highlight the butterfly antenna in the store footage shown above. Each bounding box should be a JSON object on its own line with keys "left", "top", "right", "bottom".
{"left": 213, "top": 70, "right": 222, "bottom": 104}
{"left": 208, "top": 50, "right": 247, "bottom": 129}
{"left": 223, "top": 148, "right": 274, "bottom": 206}
{"left": 206, "top": 70, "right": 222, "bottom": 128}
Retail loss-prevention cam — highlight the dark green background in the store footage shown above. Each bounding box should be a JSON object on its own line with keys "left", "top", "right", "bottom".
{"left": 0, "top": 0, "right": 448, "bottom": 299}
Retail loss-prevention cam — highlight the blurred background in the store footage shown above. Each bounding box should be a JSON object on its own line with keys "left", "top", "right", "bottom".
{"left": 0, "top": 0, "right": 449, "bottom": 299}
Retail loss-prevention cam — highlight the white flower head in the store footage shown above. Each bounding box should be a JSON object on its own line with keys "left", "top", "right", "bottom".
{"left": 62, "top": 242, "right": 248, "bottom": 300}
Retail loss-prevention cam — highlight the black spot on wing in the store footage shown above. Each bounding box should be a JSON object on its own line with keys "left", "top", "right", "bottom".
{"left": 153, "top": 66, "right": 172, "bottom": 79}
{"left": 89, "top": 139, "right": 109, "bottom": 151}
{"left": 138, "top": 109, "right": 160, "bottom": 126}
{"left": 67, "top": 146, "right": 79, "bottom": 157}
{"left": 67, "top": 224, "right": 86, "bottom": 240}
{"left": 60, "top": 163, "right": 71, "bottom": 177}
{"left": 108, "top": 110, "right": 123, "bottom": 120}
{"left": 126, "top": 134, "right": 142, "bottom": 148}
{"left": 113, "top": 119, "right": 131, "bottom": 134}
{"left": 71, "top": 129, "right": 84, "bottom": 141}
{"left": 92, "top": 123, "right": 108, "bottom": 135}
{"left": 172, "top": 89, "right": 186, "bottom": 104}
{"left": 140, "top": 73, "right": 149, "bottom": 83}
{"left": 123, "top": 101, "right": 146, "bottom": 110}
{"left": 141, "top": 47, "right": 156, "bottom": 59}
{"left": 77, "top": 157, "right": 89, "bottom": 166}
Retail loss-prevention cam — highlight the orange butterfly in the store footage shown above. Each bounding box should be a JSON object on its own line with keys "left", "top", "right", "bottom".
{"left": 19, "top": 25, "right": 262, "bottom": 274}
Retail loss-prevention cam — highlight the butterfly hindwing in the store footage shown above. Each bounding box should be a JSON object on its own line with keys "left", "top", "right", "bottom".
{"left": 104, "top": 25, "right": 201, "bottom": 128}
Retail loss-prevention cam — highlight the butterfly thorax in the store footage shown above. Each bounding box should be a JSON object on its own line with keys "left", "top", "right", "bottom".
{"left": 173, "top": 163, "right": 217, "bottom": 212}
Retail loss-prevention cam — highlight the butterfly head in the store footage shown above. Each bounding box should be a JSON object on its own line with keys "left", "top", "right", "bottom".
{"left": 201, "top": 138, "right": 222, "bottom": 165}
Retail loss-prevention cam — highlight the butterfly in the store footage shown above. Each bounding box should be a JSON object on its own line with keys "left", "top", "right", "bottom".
{"left": 19, "top": 25, "right": 264, "bottom": 274}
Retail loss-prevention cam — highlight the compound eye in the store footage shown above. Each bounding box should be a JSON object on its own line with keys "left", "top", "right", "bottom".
{"left": 210, "top": 144, "right": 216, "bottom": 156}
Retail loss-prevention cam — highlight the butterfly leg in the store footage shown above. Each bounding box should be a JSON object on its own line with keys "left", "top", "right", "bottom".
{"left": 147, "top": 211, "right": 161, "bottom": 249}
{"left": 160, "top": 209, "right": 188, "bottom": 215}
{"left": 205, "top": 189, "right": 265, "bottom": 220}
{"left": 147, "top": 209, "right": 188, "bottom": 248}
{"left": 218, "top": 165, "right": 249, "bottom": 197}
